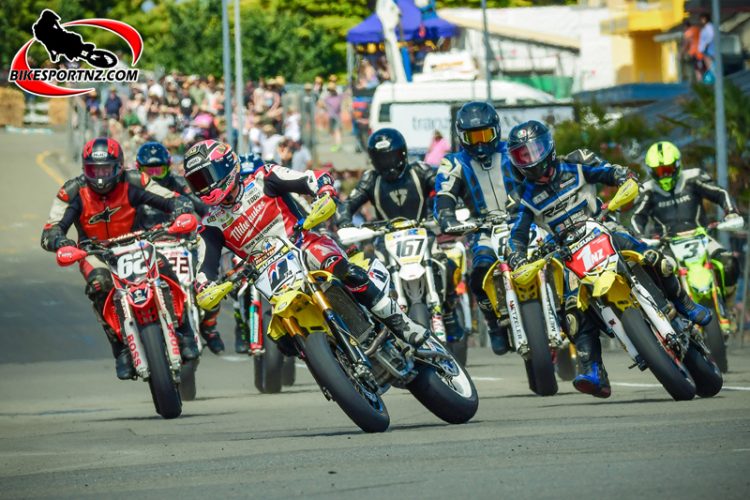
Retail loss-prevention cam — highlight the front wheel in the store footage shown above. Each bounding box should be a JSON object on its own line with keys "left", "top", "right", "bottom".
{"left": 702, "top": 304, "right": 727, "bottom": 373}
{"left": 407, "top": 340, "right": 478, "bottom": 424}
{"left": 303, "top": 331, "right": 389, "bottom": 433}
{"left": 141, "top": 323, "right": 182, "bottom": 419}
{"left": 683, "top": 339, "right": 723, "bottom": 398}
{"left": 521, "top": 301, "right": 558, "bottom": 396}
{"left": 620, "top": 307, "right": 696, "bottom": 401}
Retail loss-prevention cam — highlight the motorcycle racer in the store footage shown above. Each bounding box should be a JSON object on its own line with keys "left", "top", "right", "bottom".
{"left": 337, "top": 128, "right": 463, "bottom": 341}
{"left": 41, "top": 137, "right": 196, "bottom": 379}
{"left": 134, "top": 141, "right": 225, "bottom": 354}
{"left": 631, "top": 141, "right": 742, "bottom": 305}
{"left": 504, "top": 120, "right": 711, "bottom": 399}
{"left": 183, "top": 140, "right": 430, "bottom": 350}
{"left": 435, "top": 101, "right": 522, "bottom": 356}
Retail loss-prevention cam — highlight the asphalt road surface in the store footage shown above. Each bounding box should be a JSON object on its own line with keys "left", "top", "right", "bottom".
{"left": 1, "top": 131, "right": 750, "bottom": 499}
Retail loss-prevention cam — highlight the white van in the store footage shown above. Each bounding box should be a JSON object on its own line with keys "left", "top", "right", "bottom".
{"left": 368, "top": 79, "right": 573, "bottom": 155}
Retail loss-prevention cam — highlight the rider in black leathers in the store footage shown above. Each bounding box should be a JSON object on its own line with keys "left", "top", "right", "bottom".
{"left": 337, "top": 128, "right": 464, "bottom": 341}
{"left": 134, "top": 142, "right": 225, "bottom": 354}
{"left": 631, "top": 140, "right": 742, "bottom": 305}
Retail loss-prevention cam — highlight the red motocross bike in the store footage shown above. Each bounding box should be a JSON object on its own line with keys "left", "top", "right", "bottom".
{"left": 56, "top": 214, "right": 198, "bottom": 419}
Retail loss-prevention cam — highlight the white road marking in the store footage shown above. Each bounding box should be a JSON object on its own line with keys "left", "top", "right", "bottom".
{"left": 473, "top": 376, "right": 503, "bottom": 381}
{"left": 732, "top": 448, "right": 750, "bottom": 452}
{"left": 613, "top": 381, "right": 750, "bottom": 391}
{"left": 221, "top": 355, "right": 247, "bottom": 362}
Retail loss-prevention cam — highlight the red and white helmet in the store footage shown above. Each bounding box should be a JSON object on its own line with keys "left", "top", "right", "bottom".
{"left": 183, "top": 140, "right": 240, "bottom": 205}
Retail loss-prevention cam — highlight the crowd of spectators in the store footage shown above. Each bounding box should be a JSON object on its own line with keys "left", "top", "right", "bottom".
{"left": 680, "top": 13, "right": 716, "bottom": 83}
{"left": 75, "top": 71, "right": 353, "bottom": 174}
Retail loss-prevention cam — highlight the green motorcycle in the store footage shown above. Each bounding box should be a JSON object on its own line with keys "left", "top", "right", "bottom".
{"left": 646, "top": 218, "right": 743, "bottom": 373}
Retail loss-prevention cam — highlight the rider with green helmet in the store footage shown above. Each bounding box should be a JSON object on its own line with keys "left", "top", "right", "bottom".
{"left": 631, "top": 140, "right": 742, "bottom": 304}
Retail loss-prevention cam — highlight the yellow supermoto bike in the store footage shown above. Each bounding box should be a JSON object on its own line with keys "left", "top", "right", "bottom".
{"left": 514, "top": 180, "right": 722, "bottom": 400}
{"left": 479, "top": 212, "right": 565, "bottom": 396}
{"left": 197, "top": 196, "right": 478, "bottom": 432}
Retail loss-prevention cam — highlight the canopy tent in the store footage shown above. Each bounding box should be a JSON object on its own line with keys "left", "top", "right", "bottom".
{"left": 346, "top": 0, "right": 457, "bottom": 44}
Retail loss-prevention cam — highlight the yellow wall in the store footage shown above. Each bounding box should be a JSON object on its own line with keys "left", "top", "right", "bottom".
{"left": 631, "top": 31, "right": 663, "bottom": 82}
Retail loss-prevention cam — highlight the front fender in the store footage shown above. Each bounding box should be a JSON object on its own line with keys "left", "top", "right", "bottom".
{"left": 684, "top": 261, "right": 715, "bottom": 296}
{"left": 268, "top": 290, "right": 329, "bottom": 341}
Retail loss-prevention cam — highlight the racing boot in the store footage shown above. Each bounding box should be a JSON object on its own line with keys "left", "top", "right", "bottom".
{"left": 111, "top": 341, "right": 135, "bottom": 380}
{"left": 645, "top": 250, "right": 712, "bottom": 326}
{"left": 370, "top": 295, "right": 429, "bottom": 347}
{"left": 571, "top": 329, "right": 611, "bottom": 398}
{"left": 479, "top": 300, "right": 509, "bottom": 355}
{"left": 443, "top": 309, "right": 465, "bottom": 343}
{"left": 200, "top": 306, "right": 225, "bottom": 354}
{"left": 178, "top": 332, "right": 199, "bottom": 361}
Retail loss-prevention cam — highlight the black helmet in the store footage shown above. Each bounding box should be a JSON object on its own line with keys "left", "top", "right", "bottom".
{"left": 82, "top": 137, "right": 124, "bottom": 195}
{"left": 455, "top": 101, "right": 500, "bottom": 167}
{"left": 507, "top": 120, "right": 556, "bottom": 183}
{"left": 367, "top": 128, "right": 407, "bottom": 181}
{"left": 136, "top": 141, "right": 171, "bottom": 180}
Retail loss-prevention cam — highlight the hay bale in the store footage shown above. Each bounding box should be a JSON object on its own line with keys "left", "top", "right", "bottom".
{"left": 48, "top": 99, "right": 69, "bottom": 125}
{"left": 0, "top": 88, "right": 25, "bottom": 127}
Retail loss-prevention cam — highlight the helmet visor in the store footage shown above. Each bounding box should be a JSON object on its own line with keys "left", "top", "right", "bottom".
{"left": 185, "top": 156, "right": 236, "bottom": 196}
{"left": 84, "top": 163, "right": 117, "bottom": 181}
{"left": 508, "top": 133, "right": 554, "bottom": 169}
{"left": 460, "top": 127, "right": 497, "bottom": 146}
{"left": 653, "top": 163, "right": 676, "bottom": 178}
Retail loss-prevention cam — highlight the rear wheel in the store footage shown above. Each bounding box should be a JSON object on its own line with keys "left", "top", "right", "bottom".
{"left": 303, "top": 331, "right": 389, "bottom": 433}
{"left": 683, "top": 339, "right": 723, "bottom": 397}
{"left": 407, "top": 339, "right": 478, "bottom": 424}
{"left": 447, "top": 306, "right": 469, "bottom": 367}
{"left": 620, "top": 307, "right": 696, "bottom": 401}
{"left": 521, "top": 300, "right": 558, "bottom": 396}
{"left": 141, "top": 324, "right": 182, "bottom": 419}
{"left": 408, "top": 302, "right": 431, "bottom": 329}
{"left": 282, "top": 355, "right": 296, "bottom": 386}
{"left": 702, "top": 303, "right": 727, "bottom": 373}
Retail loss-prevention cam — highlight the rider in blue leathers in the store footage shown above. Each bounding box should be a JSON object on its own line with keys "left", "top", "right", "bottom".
{"left": 435, "top": 101, "right": 522, "bottom": 355}
{"left": 504, "top": 120, "right": 711, "bottom": 398}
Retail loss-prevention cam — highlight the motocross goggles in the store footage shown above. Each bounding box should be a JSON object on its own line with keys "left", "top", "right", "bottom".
{"left": 139, "top": 164, "right": 169, "bottom": 179}
{"left": 460, "top": 127, "right": 497, "bottom": 146}
{"left": 508, "top": 132, "right": 554, "bottom": 169}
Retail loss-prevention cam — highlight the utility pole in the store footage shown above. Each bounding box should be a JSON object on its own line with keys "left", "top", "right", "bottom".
{"left": 233, "top": 0, "right": 245, "bottom": 154}
{"left": 221, "top": 0, "right": 233, "bottom": 146}
{"left": 481, "top": 0, "right": 492, "bottom": 104}
{"left": 711, "top": 0, "right": 728, "bottom": 246}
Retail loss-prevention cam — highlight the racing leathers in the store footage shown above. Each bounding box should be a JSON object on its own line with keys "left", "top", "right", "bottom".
{"left": 41, "top": 171, "right": 196, "bottom": 378}
{"left": 507, "top": 150, "right": 710, "bottom": 397}
{"left": 435, "top": 142, "right": 522, "bottom": 354}
{"left": 631, "top": 168, "right": 741, "bottom": 301}
{"left": 196, "top": 163, "right": 430, "bottom": 348}
{"left": 337, "top": 161, "right": 464, "bottom": 340}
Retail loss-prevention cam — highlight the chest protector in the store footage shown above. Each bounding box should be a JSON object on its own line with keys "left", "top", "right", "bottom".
{"left": 78, "top": 183, "right": 137, "bottom": 240}
{"left": 202, "top": 174, "right": 298, "bottom": 258}
{"left": 520, "top": 163, "right": 598, "bottom": 234}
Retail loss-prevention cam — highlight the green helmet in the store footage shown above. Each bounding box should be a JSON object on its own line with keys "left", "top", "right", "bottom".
{"left": 644, "top": 141, "right": 681, "bottom": 191}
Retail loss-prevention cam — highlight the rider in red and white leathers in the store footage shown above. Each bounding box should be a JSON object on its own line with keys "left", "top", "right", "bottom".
{"left": 183, "top": 140, "right": 430, "bottom": 348}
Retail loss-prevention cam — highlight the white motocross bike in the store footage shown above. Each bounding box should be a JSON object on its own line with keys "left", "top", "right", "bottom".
{"left": 154, "top": 236, "right": 204, "bottom": 401}
{"left": 338, "top": 218, "right": 468, "bottom": 364}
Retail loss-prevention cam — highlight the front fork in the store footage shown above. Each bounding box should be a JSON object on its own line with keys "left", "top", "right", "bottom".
{"left": 539, "top": 269, "right": 564, "bottom": 350}
{"left": 499, "top": 262, "right": 529, "bottom": 356}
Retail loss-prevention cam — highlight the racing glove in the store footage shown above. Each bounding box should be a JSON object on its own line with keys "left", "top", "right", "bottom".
{"left": 438, "top": 208, "right": 476, "bottom": 235}
{"left": 507, "top": 251, "right": 528, "bottom": 270}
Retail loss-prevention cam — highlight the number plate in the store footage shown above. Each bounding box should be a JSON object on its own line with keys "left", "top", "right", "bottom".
{"left": 112, "top": 241, "right": 156, "bottom": 282}
{"left": 669, "top": 236, "right": 707, "bottom": 263}
{"left": 254, "top": 252, "right": 305, "bottom": 300}
{"left": 566, "top": 233, "right": 617, "bottom": 278}
{"left": 385, "top": 228, "right": 427, "bottom": 266}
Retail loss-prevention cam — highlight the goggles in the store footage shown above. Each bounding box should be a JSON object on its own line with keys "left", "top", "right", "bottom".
{"left": 460, "top": 127, "right": 497, "bottom": 146}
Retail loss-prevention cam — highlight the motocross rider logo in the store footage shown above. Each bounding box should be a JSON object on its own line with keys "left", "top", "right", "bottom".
{"left": 88, "top": 206, "right": 121, "bottom": 225}
{"left": 8, "top": 9, "right": 142, "bottom": 98}
{"left": 389, "top": 189, "right": 408, "bottom": 206}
